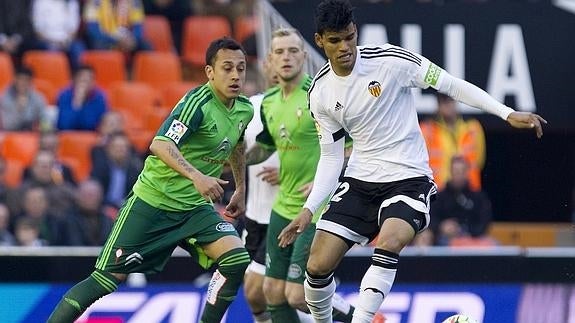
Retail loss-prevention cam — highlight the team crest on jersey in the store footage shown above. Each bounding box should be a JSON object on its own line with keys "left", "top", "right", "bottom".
{"left": 238, "top": 120, "right": 244, "bottom": 132}
{"left": 368, "top": 80, "right": 382, "bottom": 97}
{"left": 165, "top": 119, "right": 188, "bottom": 144}
{"left": 215, "top": 137, "right": 231, "bottom": 153}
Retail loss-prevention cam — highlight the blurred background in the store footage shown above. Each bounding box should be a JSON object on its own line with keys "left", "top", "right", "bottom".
{"left": 0, "top": 0, "right": 573, "bottom": 322}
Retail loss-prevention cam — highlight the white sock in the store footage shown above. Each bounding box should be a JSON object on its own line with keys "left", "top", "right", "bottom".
{"left": 352, "top": 249, "right": 398, "bottom": 323}
{"left": 332, "top": 292, "right": 351, "bottom": 316}
{"left": 304, "top": 272, "right": 336, "bottom": 323}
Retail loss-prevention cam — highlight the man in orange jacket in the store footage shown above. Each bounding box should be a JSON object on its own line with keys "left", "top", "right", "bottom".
{"left": 420, "top": 93, "right": 485, "bottom": 191}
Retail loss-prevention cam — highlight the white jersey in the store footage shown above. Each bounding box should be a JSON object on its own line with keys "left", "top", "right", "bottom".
{"left": 309, "top": 44, "right": 435, "bottom": 183}
{"left": 245, "top": 93, "right": 280, "bottom": 224}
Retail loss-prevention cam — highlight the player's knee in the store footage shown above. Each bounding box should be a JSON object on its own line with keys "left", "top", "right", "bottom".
{"left": 244, "top": 275, "right": 265, "bottom": 306}
{"left": 306, "top": 257, "right": 333, "bottom": 276}
{"left": 376, "top": 236, "right": 409, "bottom": 253}
{"left": 262, "top": 278, "right": 286, "bottom": 304}
{"left": 285, "top": 286, "right": 307, "bottom": 312}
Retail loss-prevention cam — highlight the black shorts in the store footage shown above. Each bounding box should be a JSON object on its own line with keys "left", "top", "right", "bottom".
{"left": 244, "top": 217, "right": 268, "bottom": 266}
{"left": 317, "top": 176, "right": 437, "bottom": 246}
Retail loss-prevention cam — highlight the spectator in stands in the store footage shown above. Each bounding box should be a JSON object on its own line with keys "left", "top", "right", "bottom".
{"left": 56, "top": 65, "right": 108, "bottom": 131}
{"left": 430, "top": 156, "right": 494, "bottom": 246}
{"left": 83, "top": 0, "right": 151, "bottom": 56}
{"left": 91, "top": 111, "right": 125, "bottom": 160}
{"left": 420, "top": 93, "right": 486, "bottom": 191}
{"left": 142, "top": 0, "right": 192, "bottom": 53}
{"left": 0, "top": 0, "right": 38, "bottom": 64}
{"left": 90, "top": 132, "right": 143, "bottom": 210}
{"left": 23, "top": 131, "right": 77, "bottom": 185}
{"left": 65, "top": 180, "right": 113, "bottom": 246}
{"left": 0, "top": 203, "right": 15, "bottom": 246}
{"left": 20, "top": 150, "right": 76, "bottom": 217}
{"left": 18, "top": 186, "right": 69, "bottom": 245}
{"left": 0, "top": 66, "right": 48, "bottom": 131}
{"left": 32, "top": 0, "right": 86, "bottom": 69}
{"left": 14, "top": 217, "right": 46, "bottom": 246}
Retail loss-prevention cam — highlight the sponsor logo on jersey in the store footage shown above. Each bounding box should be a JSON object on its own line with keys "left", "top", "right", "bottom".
{"left": 334, "top": 101, "right": 344, "bottom": 111}
{"left": 238, "top": 120, "right": 244, "bottom": 132}
{"left": 216, "top": 222, "right": 236, "bottom": 232}
{"left": 424, "top": 63, "right": 442, "bottom": 86}
{"left": 296, "top": 107, "right": 303, "bottom": 120}
{"left": 165, "top": 120, "right": 188, "bottom": 144}
{"left": 209, "top": 123, "right": 218, "bottom": 133}
{"left": 368, "top": 81, "right": 382, "bottom": 97}
{"left": 125, "top": 252, "right": 143, "bottom": 266}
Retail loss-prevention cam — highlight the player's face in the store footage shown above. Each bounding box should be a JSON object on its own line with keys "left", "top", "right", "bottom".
{"left": 315, "top": 23, "right": 358, "bottom": 76}
{"left": 269, "top": 33, "right": 306, "bottom": 83}
{"left": 205, "top": 48, "right": 246, "bottom": 106}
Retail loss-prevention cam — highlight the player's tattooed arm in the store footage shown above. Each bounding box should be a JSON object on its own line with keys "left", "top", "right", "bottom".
{"left": 245, "top": 144, "right": 274, "bottom": 165}
{"left": 228, "top": 141, "right": 246, "bottom": 193}
{"left": 150, "top": 138, "right": 201, "bottom": 180}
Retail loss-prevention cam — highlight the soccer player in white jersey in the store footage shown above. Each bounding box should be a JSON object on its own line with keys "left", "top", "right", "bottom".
{"left": 278, "top": 1, "right": 547, "bottom": 322}
{"left": 244, "top": 57, "right": 281, "bottom": 323}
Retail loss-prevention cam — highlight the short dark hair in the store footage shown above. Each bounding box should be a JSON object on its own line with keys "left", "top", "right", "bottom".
{"left": 205, "top": 37, "right": 246, "bottom": 66}
{"left": 315, "top": 0, "right": 355, "bottom": 35}
{"left": 15, "top": 66, "right": 33, "bottom": 77}
{"left": 73, "top": 64, "right": 94, "bottom": 76}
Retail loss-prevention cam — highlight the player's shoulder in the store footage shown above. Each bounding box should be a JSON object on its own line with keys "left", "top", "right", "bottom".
{"left": 262, "top": 85, "right": 281, "bottom": 102}
{"left": 358, "top": 43, "right": 422, "bottom": 67}
{"left": 308, "top": 62, "right": 332, "bottom": 95}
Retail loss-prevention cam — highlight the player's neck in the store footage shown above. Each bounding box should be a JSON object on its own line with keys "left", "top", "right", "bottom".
{"left": 279, "top": 73, "right": 304, "bottom": 99}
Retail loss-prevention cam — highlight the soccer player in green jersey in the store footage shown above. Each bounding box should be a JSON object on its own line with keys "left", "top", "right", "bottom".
{"left": 246, "top": 28, "right": 356, "bottom": 323}
{"left": 48, "top": 37, "right": 254, "bottom": 323}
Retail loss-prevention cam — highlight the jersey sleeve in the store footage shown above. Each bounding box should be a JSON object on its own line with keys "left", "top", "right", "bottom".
{"left": 255, "top": 103, "right": 276, "bottom": 151}
{"left": 309, "top": 88, "right": 346, "bottom": 145}
{"left": 155, "top": 91, "right": 206, "bottom": 146}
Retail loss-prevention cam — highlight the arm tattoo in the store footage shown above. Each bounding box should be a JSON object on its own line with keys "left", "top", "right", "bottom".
{"left": 167, "top": 144, "right": 195, "bottom": 176}
{"left": 229, "top": 142, "right": 246, "bottom": 190}
{"left": 246, "top": 144, "right": 274, "bottom": 165}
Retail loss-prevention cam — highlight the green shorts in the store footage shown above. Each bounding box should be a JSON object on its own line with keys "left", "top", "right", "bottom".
{"left": 95, "top": 193, "right": 239, "bottom": 274}
{"left": 265, "top": 210, "right": 315, "bottom": 284}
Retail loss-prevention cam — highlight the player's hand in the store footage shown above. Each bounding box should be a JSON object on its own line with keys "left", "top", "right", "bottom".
{"left": 192, "top": 173, "right": 228, "bottom": 202}
{"left": 507, "top": 112, "right": 547, "bottom": 138}
{"left": 298, "top": 182, "right": 314, "bottom": 198}
{"left": 224, "top": 190, "right": 245, "bottom": 218}
{"left": 278, "top": 209, "right": 313, "bottom": 248}
{"left": 257, "top": 167, "right": 279, "bottom": 185}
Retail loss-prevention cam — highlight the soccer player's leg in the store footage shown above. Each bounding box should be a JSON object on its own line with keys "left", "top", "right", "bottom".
{"left": 181, "top": 209, "right": 250, "bottom": 323}
{"left": 304, "top": 229, "right": 350, "bottom": 323}
{"left": 48, "top": 194, "right": 172, "bottom": 323}
{"left": 352, "top": 178, "right": 434, "bottom": 323}
{"left": 263, "top": 211, "right": 300, "bottom": 323}
{"left": 243, "top": 218, "right": 271, "bottom": 322}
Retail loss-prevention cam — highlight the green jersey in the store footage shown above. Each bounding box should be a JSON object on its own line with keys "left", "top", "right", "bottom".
{"left": 133, "top": 83, "right": 253, "bottom": 211}
{"left": 256, "top": 74, "right": 319, "bottom": 220}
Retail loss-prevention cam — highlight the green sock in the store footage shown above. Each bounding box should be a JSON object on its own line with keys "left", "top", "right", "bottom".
{"left": 333, "top": 304, "right": 355, "bottom": 323}
{"left": 47, "top": 270, "right": 119, "bottom": 323}
{"left": 199, "top": 248, "right": 250, "bottom": 323}
{"left": 267, "top": 303, "right": 300, "bottom": 323}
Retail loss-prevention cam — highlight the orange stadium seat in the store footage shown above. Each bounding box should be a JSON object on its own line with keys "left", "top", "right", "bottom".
{"left": 162, "top": 81, "right": 200, "bottom": 108}
{"left": 0, "top": 52, "right": 14, "bottom": 91}
{"left": 80, "top": 50, "right": 127, "bottom": 90}
{"left": 33, "top": 78, "right": 59, "bottom": 105}
{"left": 144, "top": 15, "right": 175, "bottom": 53}
{"left": 23, "top": 51, "right": 71, "bottom": 90}
{"left": 4, "top": 159, "right": 24, "bottom": 188}
{"left": 146, "top": 108, "right": 170, "bottom": 133}
{"left": 182, "top": 16, "right": 232, "bottom": 66}
{"left": 127, "top": 130, "right": 155, "bottom": 154}
{"left": 133, "top": 52, "right": 182, "bottom": 89}
{"left": 57, "top": 131, "right": 100, "bottom": 181}
{"left": 234, "top": 16, "right": 258, "bottom": 44}
{"left": 1, "top": 132, "right": 40, "bottom": 166}
{"left": 108, "top": 82, "right": 162, "bottom": 112}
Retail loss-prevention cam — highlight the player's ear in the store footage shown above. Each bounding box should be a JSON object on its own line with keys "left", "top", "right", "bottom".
{"left": 314, "top": 33, "right": 323, "bottom": 49}
{"left": 205, "top": 65, "right": 214, "bottom": 81}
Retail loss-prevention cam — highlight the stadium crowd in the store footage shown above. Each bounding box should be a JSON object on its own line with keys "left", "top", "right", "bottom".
{"left": 0, "top": 0, "right": 563, "bottom": 249}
